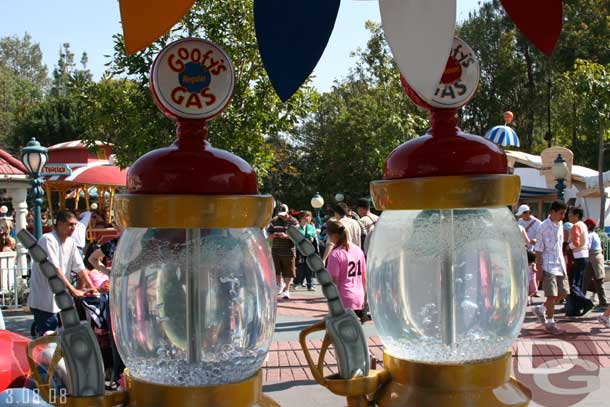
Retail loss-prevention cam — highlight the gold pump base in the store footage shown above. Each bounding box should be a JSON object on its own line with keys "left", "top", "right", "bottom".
{"left": 373, "top": 352, "right": 531, "bottom": 407}
{"left": 123, "top": 370, "right": 280, "bottom": 407}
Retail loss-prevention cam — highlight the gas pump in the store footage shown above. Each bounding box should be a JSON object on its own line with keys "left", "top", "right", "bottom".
{"left": 298, "top": 37, "right": 532, "bottom": 407}
{"left": 18, "top": 37, "right": 280, "bottom": 407}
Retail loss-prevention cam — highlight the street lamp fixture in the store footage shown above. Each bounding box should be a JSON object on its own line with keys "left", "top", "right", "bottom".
{"left": 310, "top": 192, "right": 324, "bottom": 228}
{"left": 21, "top": 138, "right": 48, "bottom": 240}
{"left": 334, "top": 193, "right": 344, "bottom": 202}
{"left": 552, "top": 153, "right": 569, "bottom": 201}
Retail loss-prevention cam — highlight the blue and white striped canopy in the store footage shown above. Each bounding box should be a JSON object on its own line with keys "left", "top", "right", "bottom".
{"left": 484, "top": 125, "right": 520, "bottom": 147}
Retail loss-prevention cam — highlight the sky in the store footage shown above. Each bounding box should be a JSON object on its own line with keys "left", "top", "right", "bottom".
{"left": 0, "top": 0, "right": 484, "bottom": 92}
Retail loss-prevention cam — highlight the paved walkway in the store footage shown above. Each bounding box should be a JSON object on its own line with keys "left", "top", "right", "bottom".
{"left": 266, "top": 287, "right": 610, "bottom": 406}
{"left": 3, "top": 285, "right": 610, "bottom": 406}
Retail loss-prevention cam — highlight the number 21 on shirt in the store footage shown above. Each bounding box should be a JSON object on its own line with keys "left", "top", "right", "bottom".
{"left": 348, "top": 260, "right": 362, "bottom": 277}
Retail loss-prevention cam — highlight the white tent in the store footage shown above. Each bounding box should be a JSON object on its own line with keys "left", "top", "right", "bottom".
{"left": 506, "top": 150, "right": 610, "bottom": 229}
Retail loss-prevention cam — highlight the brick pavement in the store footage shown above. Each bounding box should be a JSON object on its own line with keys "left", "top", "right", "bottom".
{"left": 268, "top": 293, "right": 610, "bottom": 385}
{"left": 3, "top": 290, "right": 610, "bottom": 405}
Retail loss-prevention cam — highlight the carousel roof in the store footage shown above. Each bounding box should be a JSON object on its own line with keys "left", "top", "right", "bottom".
{"left": 45, "top": 161, "right": 128, "bottom": 187}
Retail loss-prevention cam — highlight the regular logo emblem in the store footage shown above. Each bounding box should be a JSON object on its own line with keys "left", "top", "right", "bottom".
{"left": 151, "top": 38, "right": 235, "bottom": 120}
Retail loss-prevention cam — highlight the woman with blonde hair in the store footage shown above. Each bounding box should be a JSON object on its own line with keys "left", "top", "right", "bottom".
{"left": 0, "top": 219, "right": 16, "bottom": 251}
{"left": 326, "top": 220, "right": 367, "bottom": 320}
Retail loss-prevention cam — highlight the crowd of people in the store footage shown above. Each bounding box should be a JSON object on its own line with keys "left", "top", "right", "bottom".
{"left": 266, "top": 198, "right": 377, "bottom": 322}
{"left": 11, "top": 195, "right": 610, "bottom": 393}
{"left": 269, "top": 198, "right": 610, "bottom": 335}
{"left": 516, "top": 202, "right": 610, "bottom": 334}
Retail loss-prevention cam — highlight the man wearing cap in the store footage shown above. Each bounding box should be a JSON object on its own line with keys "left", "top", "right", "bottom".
{"left": 516, "top": 204, "right": 541, "bottom": 251}
{"left": 267, "top": 204, "right": 298, "bottom": 300}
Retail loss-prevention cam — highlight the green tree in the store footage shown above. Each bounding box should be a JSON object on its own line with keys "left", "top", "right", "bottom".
{"left": 51, "top": 43, "right": 92, "bottom": 97}
{"left": 457, "top": 0, "right": 610, "bottom": 153}
{"left": 458, "top": 0, "right": 546, "bottom": 151}
{"left": 565, "top": 60, "right": 610, "bottom": 227}
{"left": 277, "top": 22, "right": 428, "bottom": 209}
{"left": 101, "top": 0, "right": 318, "bottom": 178}
{"left": 80, "top": 78, "right": 174, "bottom": 168}
{"left": 0, "top": 67, "right": 18, "bottom": 147}
{"left": 10, "top": 95, "right": 87, "bottom": 148}
{"left": 0, "top": 33, "right": 49, "bottom": 147}
{"left": 0, "top": 32, "right": 48, "bottom": 97}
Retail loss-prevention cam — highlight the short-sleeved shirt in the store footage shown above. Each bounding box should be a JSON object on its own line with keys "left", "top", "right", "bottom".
{"left": 518, "top": 216, "right": 541, "bottom": 250}
{"left": 89, "top": 270, "right": 110, "bottom": 289}
{"left": 359, "top": 213, "right": 379, "bottom": 235}
{"left": 534, "top": 218, "right": 566, "bottom": 276}
{"left": 360, "top": 213, "right": 379, "bottom": 254}
{"left": 298, "top": 223, "right": 316, "bottom": 240}
{"left": 28, "top": 231, "right": 86, "bottom": 313}
{"left": 327, "top": 244, "right": 367, "bottom": 311}
{"left": 72, "top": 211, "right": 92, "bottom": 249}
{"left": 589, "top": 231, "right": 602, "bottom": 252}
{"left": 338, "top": 217, "right": 364, "bottom": 248}
{"left": 267, "top": 216, "right": 299, "bottom": 257}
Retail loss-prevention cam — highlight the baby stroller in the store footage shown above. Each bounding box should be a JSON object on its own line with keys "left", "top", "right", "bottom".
{"left": 78, "top": 294, "right": 113, "bottom": 376}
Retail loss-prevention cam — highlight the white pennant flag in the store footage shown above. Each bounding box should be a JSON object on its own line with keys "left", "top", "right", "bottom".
{"left": 380, "top": 0, "right": 456, "bottom": 102}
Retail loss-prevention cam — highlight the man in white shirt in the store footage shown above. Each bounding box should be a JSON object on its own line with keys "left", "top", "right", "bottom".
{"left": 516, "top": 204, "right": 541, "bottom": 250}
{"left": 322, "top": 203, "right": 365, "bottom": 262}
{"left": 28, "top": 211, "right": 97, "bottom": 336}
{"left": 533, "top": 200, "right": 569, "bottom": 334}
{"left": 72, "top": 210, "right": 92, "bottom": 255}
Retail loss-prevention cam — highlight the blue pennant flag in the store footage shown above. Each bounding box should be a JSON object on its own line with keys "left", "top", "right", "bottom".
{"left": 254, "top": 0, "right": 341, "bottom": 101}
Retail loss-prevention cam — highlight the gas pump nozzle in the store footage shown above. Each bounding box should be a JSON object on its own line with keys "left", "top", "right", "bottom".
{"left": 287, "top": 226, "right": 369, "bottom": 379}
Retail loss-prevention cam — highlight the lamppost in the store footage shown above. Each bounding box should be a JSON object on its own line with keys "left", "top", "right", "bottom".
{"left": 552, "top": 153, "right": 569, "bottom": 201}
{"left": 334, "top": 193, "right": 344, "bottom": 202}
{"left": 21, "top": 138, "right": 48, "bottom": 240}
{"left": 310, "top": 192, "right": 324, "bottom": 228}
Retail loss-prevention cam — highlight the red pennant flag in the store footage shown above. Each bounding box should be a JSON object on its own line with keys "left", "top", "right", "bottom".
{"left": 501, "top": 0, "right": 563, "bottom": 56}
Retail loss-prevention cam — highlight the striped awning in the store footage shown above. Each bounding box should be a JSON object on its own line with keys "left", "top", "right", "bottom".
{"left": 484, "top": 125, "right": 520, "bottom": 147}
{"left": 44, "top": 161, "right": 127, "bottom": 187}
{"left": 48, "top": 140, "right": 111, "bottom": 150}
{"left": 520, "top": 186, "right": 556, "bottom": 199}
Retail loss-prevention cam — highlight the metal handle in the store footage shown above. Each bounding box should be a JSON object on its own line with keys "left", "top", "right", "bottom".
{"left": 17, "top": 228, "right": 105, "bottom": 398}
{"left": 26, "top": 334, "right": 63, "bottom": 403}
{"left": 298, "top": 320, "right": 391, "bottom": 406}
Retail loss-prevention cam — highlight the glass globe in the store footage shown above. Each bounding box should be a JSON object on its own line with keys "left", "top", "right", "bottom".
{"left": 367, "top": 207, "right": 527, "bottom": 364}
{"left": 111, "top": 227, "right": 276, "bottom": 386}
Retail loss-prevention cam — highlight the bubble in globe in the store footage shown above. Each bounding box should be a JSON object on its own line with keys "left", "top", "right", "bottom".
{"left": 111, "top": 227, "right": 276, "bottom": 386}
{"left": 367, "top": 208, "right": 527, "bottom": 364}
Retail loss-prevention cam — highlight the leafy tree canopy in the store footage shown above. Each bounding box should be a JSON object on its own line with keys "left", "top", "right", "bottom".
{"left": 96, "top": 0, "right": 318, "bottom": 178}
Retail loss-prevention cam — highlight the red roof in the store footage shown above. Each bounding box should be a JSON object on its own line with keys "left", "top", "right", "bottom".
{"left": 0, "top": 149, "right": 27, "bottom": 175}
{"left": 45, "top": 161, "right": 127, "bottom": 187}
{"left": 67, "top": 164, "right": 127, "bottom": 187}
{"left": 47, "top": 140, "right": 114, "bottom": 164}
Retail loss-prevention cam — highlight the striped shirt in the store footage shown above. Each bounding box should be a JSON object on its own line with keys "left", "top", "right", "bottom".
{"left": 267, "top": 216, "right": 299, "bottom": 257}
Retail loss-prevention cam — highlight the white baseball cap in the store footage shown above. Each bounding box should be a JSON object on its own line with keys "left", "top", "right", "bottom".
{"left": 278, "top": 204, "right": 289, "bottom": 216}
{"left": 515, "top": 204, "right": 530, "bottom": 217}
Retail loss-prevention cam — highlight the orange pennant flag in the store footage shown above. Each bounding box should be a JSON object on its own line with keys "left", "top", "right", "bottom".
{"left": 120, "top": 0, "right": 196, "bottom": 54}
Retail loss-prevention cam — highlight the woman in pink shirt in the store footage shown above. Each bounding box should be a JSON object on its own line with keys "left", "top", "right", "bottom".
{"left": 326, "top": 221, "right": 367, "bottom": 319}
